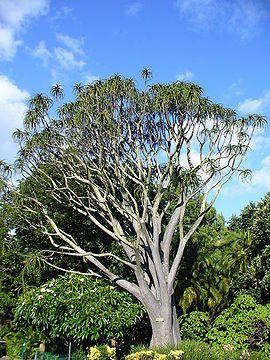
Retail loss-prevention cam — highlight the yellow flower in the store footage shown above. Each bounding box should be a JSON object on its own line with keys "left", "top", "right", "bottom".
{"left": 87, "top": 346, "right": 101, "bottom": 360}
{"left": 153, "top": 353, "right": 167, "bottom": 360}
{"left": 106, "top": 346, "right": 116, "bottom": 360}
{"left": 169, "top": 350, "right": 184, "bottom": 359}
{"left": 125, "top": 350, "right": 154, "bottom": 360}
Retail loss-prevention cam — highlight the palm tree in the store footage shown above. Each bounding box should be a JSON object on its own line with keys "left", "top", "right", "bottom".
{"left": 141, "top": 68, "right": 152, "bottom": 93}
{"left": 50, "top": 84, "right": 65, "bottom": 118}
{"left": 73, "top": 83, "right": 84, "bottom": 96}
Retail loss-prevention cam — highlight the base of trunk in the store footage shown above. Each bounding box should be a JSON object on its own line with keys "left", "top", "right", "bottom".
{"left": 149, "top": 305, "right": 181, "bottom": 347}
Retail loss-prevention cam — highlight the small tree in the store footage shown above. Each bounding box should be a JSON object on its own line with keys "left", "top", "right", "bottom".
{"left": 14, "top": 274, "right": 145, "bottom": 344}
{"left": 2, "top": 72, "right": 266, "bottom": 346}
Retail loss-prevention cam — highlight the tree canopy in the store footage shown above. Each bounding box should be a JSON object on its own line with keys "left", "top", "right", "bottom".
{"left": 1, "top": 72, "right": 266, "bottom": 346}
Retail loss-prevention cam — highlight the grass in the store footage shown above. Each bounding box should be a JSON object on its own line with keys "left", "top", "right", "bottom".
{"left": 127, "top": 340, "right": 268, "bottom": 360}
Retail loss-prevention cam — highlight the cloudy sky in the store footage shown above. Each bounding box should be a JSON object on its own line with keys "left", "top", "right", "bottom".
{"left": 0, "top": 0, "right": 270, "bottom": 219}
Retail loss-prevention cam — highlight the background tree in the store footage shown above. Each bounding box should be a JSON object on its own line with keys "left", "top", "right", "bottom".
{"left": 228, "top": 202, "right": 256, "bottom": 231}
{"left": 0, "top": 169, "right": 25, "bottom": 325}
{"left": 176, "top": 222, "right": 234, "bottom": 316}
{"left": 230, "top": 194, "right": 270, "bottom": 303}
{"left": 2, "top": 73, "right": 265, "bottom": 346}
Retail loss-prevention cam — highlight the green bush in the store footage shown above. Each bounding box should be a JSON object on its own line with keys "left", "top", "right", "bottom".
{"left": 14, "top": 274, "right": 145, "bottom": 345}
{"left": 1, "top": 324, "right": 47, "bottom": 360}
{"left": 206, "top": 294, "right": 270, "bottom": 351}
{"left": 178, "top": 311, "right": 210, "bottom": 341}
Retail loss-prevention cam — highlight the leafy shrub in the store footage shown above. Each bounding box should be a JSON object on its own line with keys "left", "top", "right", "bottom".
{"left": 206, "top": 294, "right": 270, "bottom": 350}
{"left": 178, "top": 311, "right": 210, "bottom": 341}
{"left": 1, "top": 323, "right": 48, "bottom": 360}
{"left": 14, "top": 274, "right": 145, "bottom": 345}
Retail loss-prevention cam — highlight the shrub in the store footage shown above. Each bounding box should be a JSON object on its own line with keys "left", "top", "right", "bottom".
{"left": 87, "top": 345, "right": 116, "bottom": 360}
{"left": 206, "top": 294, "right": 270, "bottom": 350}
{"left": 1, "top": 323, "right": 48, "bottom": 360}
{"left": 15, "top": 274, "right": 145, "bottom": 345}
{"left": 178, "top": 311, "right": 210, "bottom": 341}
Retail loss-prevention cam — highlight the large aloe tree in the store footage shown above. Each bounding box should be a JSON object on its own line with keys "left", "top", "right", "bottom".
{"left": 2, "top": 73, "right": 265, "bottom": 346}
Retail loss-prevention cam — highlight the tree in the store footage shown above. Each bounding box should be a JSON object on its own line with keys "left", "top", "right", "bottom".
{"left": 177, "top": 225, "right": 234, "bottom": 316}
{"left": 2, "top": 73, "right": 266, "bottom": 346}
{"left": 228, "top": 202, "right": 256, "bottom": 231}
{"left": 230, "top": 193, "right": 270, "bottom": 303}
{"left": 0, "top": 171, "right": 24, "bottom": 324}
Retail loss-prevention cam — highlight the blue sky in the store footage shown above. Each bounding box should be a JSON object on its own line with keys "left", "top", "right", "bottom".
{"left": 0, "top": 0, "right": 270, "bottom": 220}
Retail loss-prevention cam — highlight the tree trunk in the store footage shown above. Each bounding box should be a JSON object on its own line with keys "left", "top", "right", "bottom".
{"left": 144, "top": 293, "right": 181, "bottom": 347}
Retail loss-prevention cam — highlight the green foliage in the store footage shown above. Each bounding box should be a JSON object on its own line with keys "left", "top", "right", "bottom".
{"left": 126, "top": 340, "right": 265, "bottom": 360}
{"left": 2, "top": 324, "right": 48, "bottom": 360}
{"left": 206, "top": 294, "right": 270, "bottom": 350}
{"left": 0, "top": 167, "right": 134, "bottom": 325}
{"left": 178, "top": 340, "right": 242, "bottom": 360}
{"left": 230, "top": 193, "right": 270, "bottom": 303}
{"left": 176, "top": 224, "right": 236, "bottom": 315}
{"left": 0, "top": 217, "right": 23, "bottom": 322}
{"left": 14, "top": 274, "right": 145, "bottom": 344}
{"left": 178, "top": 311, "right": 210, "bottom": 341}
{"left": 171, "top": 197, "right": 234, "bottom": 316}
{"left": 228, "top": 202, "right": 256, "bottom": 231}
{"left": 176, "top": 201, "right": 263, "bottom": 317}
{"left": 261, "top": 342, "right": 270, "bottom": 359}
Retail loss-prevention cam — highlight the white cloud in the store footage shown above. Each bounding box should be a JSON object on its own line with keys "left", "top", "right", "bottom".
{"left": 0, "top": 75, "right": 28, "bottom": 103}
{"left": 180, "top": 148, "right": 201, "bottom": 168}
{"left": 176, "top": 0, "right": 268, "bottom": 40}
{"left": 31, "top": 34, "right": 87, "bottom": 75}
{"left": 224, "top": 81, "right": 243, "bottom": 98}
{"left": 177, "top": 0, "right": 217, "bottom": 27}
{"left": 250, "top": 134, "right": 270, "bottom": 152}
{"left": 238, "top": 90, "right": 270, "bottom": 113}
{"left": 51, "top": 6, "right": 73, "bottom": 22}
{"left": 0, "top": 0, "right": 49, "bottom": 60}
{"left": 229, "top": 0, "right": 266, "bottom": 41}
{"left": 54, "top": 47, "right": 85, "bottom": 70}
{"left": 0, "top": 75, "right": 29, "bottom": 162}
{"left": 125, "top": 2, "right": 142, "bottom": 16}
{"left": 0, "top": 0, "right": 49, "bottom": 27}
{"left": 176, "top": 70, "right": 194, "bottom": 81}
{"left": 220, "top": 153, "right": 270, "bottom": 199}
{"left": 56, "top": 33, "right": 85, "bottom": 55}
{"left": 32, "top": 40, "right": 52, "bottom": 66}
{"left": 252, "top": 156, "right": 270, "bottom": 189}
{"left": 238, "top": 99, "right": 264, "bottom": 113}
{"left": 83, "top": 73, "right": 99, "bottom": 84}
{"left": 0, "top": 26, "right": 22, "bottom": 60}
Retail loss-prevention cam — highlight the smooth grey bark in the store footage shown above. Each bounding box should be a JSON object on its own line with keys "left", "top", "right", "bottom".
{"left": 145, "top": 294, "right": 181, "bottom": 347}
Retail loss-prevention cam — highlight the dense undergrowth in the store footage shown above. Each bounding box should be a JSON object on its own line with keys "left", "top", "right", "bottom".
{"left": 128, "top": 341, "right": 267, "bottom": 360}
